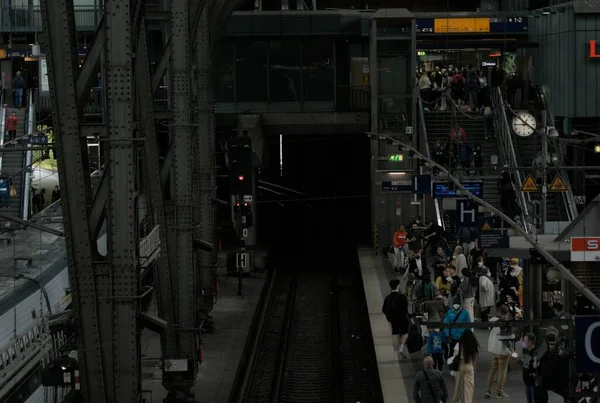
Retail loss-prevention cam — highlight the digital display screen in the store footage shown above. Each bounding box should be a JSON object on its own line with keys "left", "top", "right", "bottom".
{"left": 382, "top": 181, "right": 412, "bottom": 192}
{"left": 416, "top": 17, "right": 528, "bottom": 34}
{"left": 432, "top": 181, "right": 484, "bottom": 198}
{"left": 490, "top": 17, "right": 528, "bottom": 33}
{"left": 416, "top": 18, "right": 434, "bottom": 33}
{"left": 434, "top": 18, "right": 490, "bottom": 34}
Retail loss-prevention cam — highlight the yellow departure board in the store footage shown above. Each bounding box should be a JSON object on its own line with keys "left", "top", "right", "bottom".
{"left": 434, "top": 18, "right": 490, "bottom": 34}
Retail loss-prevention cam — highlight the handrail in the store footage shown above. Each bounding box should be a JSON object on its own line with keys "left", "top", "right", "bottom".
{"left": 22, "top": 89, "right": 35, "bottom": 221}
{"left": 491, "top": 87, "right": 531, "bottom": 232}
{"left": 0, "top": 91, "right": 6, "bottom": 171}
{"left": 536, "top": 85, "right": 578, "bottom": 222}
{"left": 417, "top": 96, "right": 443, "bottom": 229}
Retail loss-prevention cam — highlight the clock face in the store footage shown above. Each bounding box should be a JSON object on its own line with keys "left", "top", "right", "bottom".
{"left": 512, "top": 111, "right": 537, "bottom": 137}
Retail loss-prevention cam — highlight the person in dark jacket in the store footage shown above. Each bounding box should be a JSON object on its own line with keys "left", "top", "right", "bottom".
{"left": 413, "top": 356, "right": 448, "bottom": 403}
{"left": 521, "top": 333, "right": 537, "bottom": 403}
{"left": 382, "top": 279, "right": 411, "bottom": 360}
{"left": 51, "top": 185, "right": 61, "bottom": 203}
{"left": 534, "top": 326, "right": 570, "bottom": 403}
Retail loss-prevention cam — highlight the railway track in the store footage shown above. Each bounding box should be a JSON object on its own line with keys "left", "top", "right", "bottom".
{"left": 231, "top": 271, "right": 344, "bottom": 403}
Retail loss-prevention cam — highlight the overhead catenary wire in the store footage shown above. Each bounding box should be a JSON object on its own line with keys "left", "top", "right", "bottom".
{"left": 369, "top": 131, "right": 600, "bottom": 309}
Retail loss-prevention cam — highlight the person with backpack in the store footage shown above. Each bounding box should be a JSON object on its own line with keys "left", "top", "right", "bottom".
{"left": 413, "top": 356, "right": 448, "bottom": 403}
{"left": 426, "top": 327, "right": 448, "bottom": 371}
{"left": 382, "top": 279, "right": 411, "bottom": 360}
{"left": 443, "top": 297, "right": 471, "bottom": 356}
{"left": 12, "top": 71, "right": 26, "bottom": 108}
{"left": 459, "top": 268, "right": 478, "bottom": 323}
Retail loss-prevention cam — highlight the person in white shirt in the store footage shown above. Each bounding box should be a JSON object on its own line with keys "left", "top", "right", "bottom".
{"left": 453, "top": 246, "right": 468, "bottom": 279}
{"left": 485, "top": 305, "right": 514, "bottom": 399}
{"left": 478, "top": 263, "right": 496, "bottom": 322}
{"left": 418, "top": 73, "right": 432, "bottom": 109}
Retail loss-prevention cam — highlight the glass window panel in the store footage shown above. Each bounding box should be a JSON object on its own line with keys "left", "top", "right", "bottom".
{"left": 269, "top": 40, "right": 301, "bottom": 102}
{"left": 302, "top": 39, "right": 334, "bottom": 102}
{"left": 235, "top": 41, "right": 268, "bottom": 102}
{"left": 215, "top": 42, "right": 234, "bottom": 103}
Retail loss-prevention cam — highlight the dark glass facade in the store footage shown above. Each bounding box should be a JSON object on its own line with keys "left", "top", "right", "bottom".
{"left": 216, "top": 38, "right": 337, "bottom": 104}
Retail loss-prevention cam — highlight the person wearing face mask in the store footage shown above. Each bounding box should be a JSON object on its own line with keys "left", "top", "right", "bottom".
{"left": 520, "top": 333, "right": 538, "bottom": 403}
{"left": 509, "top": 258, "right": 523, "bottom": 306}
{"left": 534, "top": 326, "right": 570, "bottom": 403}
{"left": 435, "top": 267, "right": 452, "bottom": 306}
{"left": 442, "top": 296, "right": 470, "bottom": 355}
{"left": 469, "top": 239, "right": 484, "bottom": 273}
{"left": 477, "top": 262, "right": 495, "bottom": 322}
{"left": 499, "top": 266, "right": 520, "bottom": 304}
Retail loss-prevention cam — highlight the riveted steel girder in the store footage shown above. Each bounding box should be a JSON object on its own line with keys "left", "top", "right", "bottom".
{"left": 42, "top": 0, "right": 143, "bottom": 401}
{"left": 162, "top": 0, "right": 199, "bottom": 395}
{"left": 39, "top": 0, "right": 107, "bottom": 401}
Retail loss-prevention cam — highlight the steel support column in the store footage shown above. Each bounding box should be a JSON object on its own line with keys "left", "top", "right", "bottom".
{"left": 194, "top": 0, "right": 216, "bottom": 314}
{"left": 40, "top": 0, "right": 141, "bottom": 401}
{"left": 164, "top": 0, "right": 198, "bottom": 396}
{"left": 134, "top": 21, "right": 177, "bottom": 365}
{"left": 40, "top": 1, "right": 106, "bottom": 401}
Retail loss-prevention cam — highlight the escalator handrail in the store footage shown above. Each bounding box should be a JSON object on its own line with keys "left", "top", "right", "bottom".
{"left": 536, "top": 85, "right": 578, "bottom": 222}
{"left": 493, "top": 87, "right": 532, "bottom": 232}
{"left": 0, "top": 91, "right": 6, "bottom": 172}
{"left": 22, "top": 89, "right": 35, "bottom": 221}
{"left": 417, "top": 96, "right": 444, "bottom": 230}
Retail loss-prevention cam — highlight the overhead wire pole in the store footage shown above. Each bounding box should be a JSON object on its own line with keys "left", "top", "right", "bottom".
{"left": 541, "top": 111, "right": 548, "bottom": 232}
{"left": 368, "top": 132, "right": 600, "bottom": 309}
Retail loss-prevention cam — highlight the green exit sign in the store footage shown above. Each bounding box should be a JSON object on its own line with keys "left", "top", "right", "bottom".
{"left": 388, "top": 154, "right": 403, "bottom": 162}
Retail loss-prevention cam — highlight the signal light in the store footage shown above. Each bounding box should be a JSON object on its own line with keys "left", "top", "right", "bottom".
{"left": 238, "top": 175, "right": 244, "bottom": 181}
{"left": 594, "top": 144, "right": 600, "bottom": 154}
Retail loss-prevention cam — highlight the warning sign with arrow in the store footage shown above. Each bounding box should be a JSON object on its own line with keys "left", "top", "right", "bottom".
{"left": 521, "top": 174, "right": 539, "bottom": 192}
{"left": 549, "top": 174, "right": 568, "bottom": 192}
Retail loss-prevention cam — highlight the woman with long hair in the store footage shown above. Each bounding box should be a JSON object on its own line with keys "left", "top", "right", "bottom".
{"left": 452, "top": 329, "right": 479, "bottom": 403}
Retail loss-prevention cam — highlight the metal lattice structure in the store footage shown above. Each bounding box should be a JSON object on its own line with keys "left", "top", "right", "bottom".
{"left": 39, "top": 0, "right": 247, "bottom": 401}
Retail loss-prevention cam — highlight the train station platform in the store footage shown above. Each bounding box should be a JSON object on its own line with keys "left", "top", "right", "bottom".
{"left": 141, "top": 258, "right": 267, "bottom": 402}
{"left": 358, "top": 248, "right": 563, "bottom": 403}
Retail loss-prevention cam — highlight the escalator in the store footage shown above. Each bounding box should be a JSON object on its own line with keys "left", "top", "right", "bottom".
{"left": 0, "top": 90, "right": 32, "bottom": 224}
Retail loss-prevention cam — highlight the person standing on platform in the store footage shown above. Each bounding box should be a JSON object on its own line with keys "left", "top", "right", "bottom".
{"left": 485, "top": 305, "right": 514, "bottom": 399}
{"left": 414, "top": 356, "right": 448, "bottom": 403}
{"left": 392, "top": 224, "right": 408, "bottom": 273}
{"left": 478, "top": 264, "right": 496, "bottom": 322}
{"left": 382, "top": 279, "right": 411, "bottom": 360}
{"left": 453, "top": 246, "right": 468, "bottom": 279}
{"left": 451, "top": 329, "right": 479, "bottom": 403}
{"left": 521, "top": 333, "right": 538, "bottom": 403}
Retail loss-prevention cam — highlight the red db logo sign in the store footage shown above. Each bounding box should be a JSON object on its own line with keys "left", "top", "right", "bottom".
{"left": 571, "top": 237, "right": 600, "bottom": 262}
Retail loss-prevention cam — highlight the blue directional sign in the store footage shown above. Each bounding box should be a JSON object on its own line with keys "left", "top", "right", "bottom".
{"left": 412, "top": 175, "right": 432, "bottom": 194}
{"left": 576, "top": 316, "right": 600, "bottom": 373}
{"left": 457, "top": 200, "right": 477, "bottom": 227}
{"left": 432, "top": 181, "right": 484, "bottom": 199}
{"left": 382, "top": 181, "right": 412, "bottom": 192}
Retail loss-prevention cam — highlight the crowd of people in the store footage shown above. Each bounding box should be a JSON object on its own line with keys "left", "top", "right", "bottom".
{"left": 381, "top": 215, "right": 584, "bottom": 403}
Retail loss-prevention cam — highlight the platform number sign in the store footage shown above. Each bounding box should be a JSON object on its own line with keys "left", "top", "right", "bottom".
{"left": 575, "top": 195, "right": 586, "bottom": 205}
{"left": 236, "top": 253, "right": 249, "bottom": 269}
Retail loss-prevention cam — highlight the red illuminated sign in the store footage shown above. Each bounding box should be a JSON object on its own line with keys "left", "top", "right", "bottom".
{"left": 590, "top": 40, "right": 600, "bottom": 59}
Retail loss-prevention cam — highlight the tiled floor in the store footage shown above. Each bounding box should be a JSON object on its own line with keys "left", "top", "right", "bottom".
{"left": 359, "top": 249, "right": 563, "bottom": 403}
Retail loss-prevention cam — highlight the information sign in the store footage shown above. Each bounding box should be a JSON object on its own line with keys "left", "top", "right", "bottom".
{"left": 575, "top": 316, "right": 600, "bottom": 373}
{"left": 432, "top": 181, "right": 483, "bottom": 198}
{"left": 479, "top": 231, "right": 509, "bottom": 249}
{"left": 575, "top": 195, "right": 586, "bottom": 205}
{"left": 382, "top": 181, "right": 412, "bottom": 192}
{"left": 434, "top": 18, "right": 490, "bottom": 33}
{"left": 388, "top": 154, "right": 403, "bottom": 162}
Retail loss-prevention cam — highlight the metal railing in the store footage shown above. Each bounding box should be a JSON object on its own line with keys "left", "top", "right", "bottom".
{"left": 536, "top": 85, "right": 578, "bottom": 222}
{"left": 336, "top": 85, "right": 370, "bottom": 112}
{"left": 0, "top": 91, "right": 6, "bottom": 172}
{"left": 491, "top": 87, "right": 532, "bottom": 232}
{"left": 417, "top": 96, "right": 443, "bottom": 229}
{"left": 0, "top": 5, "right": 100, "bottom": 32}
{"left": 22, "top": 89, "right": 35, "bottom": 221}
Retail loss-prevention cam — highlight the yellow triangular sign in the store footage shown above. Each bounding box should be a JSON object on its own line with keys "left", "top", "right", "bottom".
{"left": 549, "top": 174, "right": 568, "bottom": 192}
{"left": 481, "top": 221, "right": 493, "bottom": 231}
{"left": 521, "top": 174, "right": 539, "bottom": 192}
